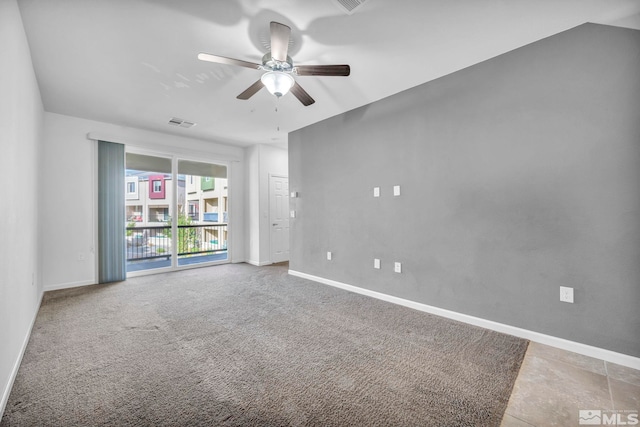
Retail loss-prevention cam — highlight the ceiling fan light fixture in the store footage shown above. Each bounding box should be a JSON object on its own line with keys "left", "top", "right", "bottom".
{"left": 261, "top": 71, "right": 294, "bottom": 98}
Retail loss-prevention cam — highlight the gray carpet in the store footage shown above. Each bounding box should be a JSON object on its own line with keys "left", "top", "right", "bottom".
{"left": 2, "top": 263, "right": 528, "bottom": 426}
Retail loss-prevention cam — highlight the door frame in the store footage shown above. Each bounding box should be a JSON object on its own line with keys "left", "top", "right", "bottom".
{"left": 124, "top": 147, "right": 233, "bottom": 278}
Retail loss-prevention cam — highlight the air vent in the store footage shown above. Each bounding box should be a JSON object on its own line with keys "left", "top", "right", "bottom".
{"left": 168, "top": 117, "right": 196, "bottom": 128}
{"left": 332, "top": 0, "right": 369, "bottom": 15}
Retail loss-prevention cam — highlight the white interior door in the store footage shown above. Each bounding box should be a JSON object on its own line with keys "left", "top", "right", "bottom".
{"left": 269, "top": 175, "right": 289, "bottom": 263}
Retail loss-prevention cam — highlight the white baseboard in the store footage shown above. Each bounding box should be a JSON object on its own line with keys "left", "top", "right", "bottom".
{"left": 1, "top": 290, "right": 44, "bottom": 418}
{"left": 288, "top": 269, "right": 640, "bottom": 370}
{"left": 246, "top": 260, "right": 273, "bottom": 267}
{"left": 44, "top": 279, "right": 96, "bottom": 292}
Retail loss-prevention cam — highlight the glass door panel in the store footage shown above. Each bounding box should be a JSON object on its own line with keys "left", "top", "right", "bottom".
{"left": 177, "top": 160, "right": 228, "bottom": 266}
{"left": 125, "top": 153, "right": 173, "bottom": 273}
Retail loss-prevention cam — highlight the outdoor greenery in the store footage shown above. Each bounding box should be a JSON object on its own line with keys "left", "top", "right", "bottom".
{"left": 126, "top": 221, "right": 136, "bottom": 236}
{"left": 165, "top": 213, "right": 198, "bottom": 254}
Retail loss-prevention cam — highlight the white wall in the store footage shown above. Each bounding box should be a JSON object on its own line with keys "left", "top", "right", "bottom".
{"left": 41, "top": 112, "right": 246, "bottom": 290}
{"left": 0, "top": 0, "right": 45, "bottom": 415}
{"left": 245, "top": 144, "right": 288, "bottom": 265}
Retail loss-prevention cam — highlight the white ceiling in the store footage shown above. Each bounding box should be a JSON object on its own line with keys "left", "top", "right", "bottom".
{"left": 17, "top": 0, "right": 640, "bottom": 148}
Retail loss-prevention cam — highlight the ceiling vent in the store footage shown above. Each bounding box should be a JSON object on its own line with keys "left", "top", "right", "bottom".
{"left": 168, "top": 117, "right": 196, "bottom": 128}
{"left": 332, "top": 0, "right": 369, "bottom": 15}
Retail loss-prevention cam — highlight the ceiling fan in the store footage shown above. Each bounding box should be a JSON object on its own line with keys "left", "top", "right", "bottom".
{"left": 198, "top": 21, "right": 350, "bottom": 106}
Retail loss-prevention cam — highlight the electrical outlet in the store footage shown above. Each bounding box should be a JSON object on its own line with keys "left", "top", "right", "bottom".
{"left": 393, "top": 185, "right": 401, "bottom": 196}
{"left": 394, "top": 262, "right": 402, "bottom": 273}
{"left": 290, "top": 210, "right": 296, "bottom": 218}
{"left": 374, "top": 258, "right": 380, "bottom": 269}
{"left": 327, "top": 251, "right": 332, "bottom": 261}
{"left": 560, "top": 286, "right": 574, "bottom": 303}
{"left": 373, "top": 187, "right": 380, "bottom": 197}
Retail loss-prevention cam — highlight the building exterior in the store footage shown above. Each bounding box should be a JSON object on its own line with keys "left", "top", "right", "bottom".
{"left": 184, "top": 175, "right": 228, "bottom": 224}
{"left": 125, "top": 172, "right": 228, "bottom": 256}
{"left": 125, "top": 173, "right": 185, "bottom": 227}
{"left": 184, "top": 175, "right": 229, "bottom": 248}
{"left": 125, "top": 173, "right": 228, "bottom": 228}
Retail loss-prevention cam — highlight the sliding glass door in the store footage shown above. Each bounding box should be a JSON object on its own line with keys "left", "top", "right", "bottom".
{"left": 125, "top": 153, "right": 174, "bottom": 272}
{"left": 125, "top": 153, "right": 229, "bottom": 274}
{"left": 176, "top": 160, "right": 228, "bottom": 267}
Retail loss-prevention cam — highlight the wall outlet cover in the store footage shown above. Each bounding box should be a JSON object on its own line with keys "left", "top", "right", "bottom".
{"left": 374, "top": 258, "right": 381, "bottom": 269}
{"left": 327, "top": 251, "right": 332, "bottom": 260}
{"left": 560, "top": 286, "right": 574, "bottom": 303}
{"left": 373, "top": 187, "right": 380, "bottom": 197}
{"left": 394, "top": 262, "right": 402, "bottom": 273}
{"left": 393, "top": 185, "right": 401, "bottom": 196}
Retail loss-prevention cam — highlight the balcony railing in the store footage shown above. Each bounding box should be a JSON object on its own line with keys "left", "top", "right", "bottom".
{"left": 126, "top": 224, "right": 227, "bottom": 262}
{"left": 176, "top": 223, "right": 227, "bottom": 256}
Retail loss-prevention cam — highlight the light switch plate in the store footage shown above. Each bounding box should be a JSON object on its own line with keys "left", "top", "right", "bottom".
{"left": 394, "top": 262, "right": 402, "bottom": 273}
{"left": 393, "top": 185, "right": 401, "bottom": 196}
{"left": 374, "top": 258, "right": 381, "bottom": 269}
{"left": 290, "top": 210, "right": 296, "bottom": 218}
{"left": 560, "top": 286, "right": 574, "bottom": 303}
{"left": 373, "top": 187, "right": 380, "bottom": 197}
{"left": 327, "top": 252, "right": 332, "bottom": 261}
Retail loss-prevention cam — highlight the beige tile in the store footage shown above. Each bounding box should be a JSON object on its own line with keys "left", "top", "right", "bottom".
{"left": 505, "top": 354, "right": 613, "bottom": 427}
{"left": 500, "top": 413, "right": 535, "bottom": 427}
{"left": 526, "top": 342, "right": 606, "bottom": 375}
{"left": 610, "top": 377, "right": 640, "bottom": 410}
{"left": 607, "top": 361, "right": 640, "bottom": 387}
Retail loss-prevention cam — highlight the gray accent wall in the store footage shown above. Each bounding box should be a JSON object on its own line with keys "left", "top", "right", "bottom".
{"left": 289, "top": 24, "right": 640, "bottom": 357}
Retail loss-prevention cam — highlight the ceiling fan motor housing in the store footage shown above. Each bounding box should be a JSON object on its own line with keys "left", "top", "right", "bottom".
{"left": 262, "top": 52, "right": 293, "bottom": 72}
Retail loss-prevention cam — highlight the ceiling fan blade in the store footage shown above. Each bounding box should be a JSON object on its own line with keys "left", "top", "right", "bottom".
{"left": 290, "top": 81, "right": 315, "bottom": 106}
{"left": 198, "top": 53, "right": 261, "bottom": 70}
{"left": 295, "top": 64, "right": 351, "bottom": 77}
{"left": 237, "top": 79, "right": 265, "bottom": 100}
{"left": 270, "top": 21, "right": 291, "bottom": 62}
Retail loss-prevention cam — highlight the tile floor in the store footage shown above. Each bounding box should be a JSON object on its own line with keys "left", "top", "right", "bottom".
{"left": 501, "top": 342, "right": 640, "bottom": 427}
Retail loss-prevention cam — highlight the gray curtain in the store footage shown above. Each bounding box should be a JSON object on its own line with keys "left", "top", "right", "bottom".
{"left": 98, "top": 140, "right": 126, "bottom": 283}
